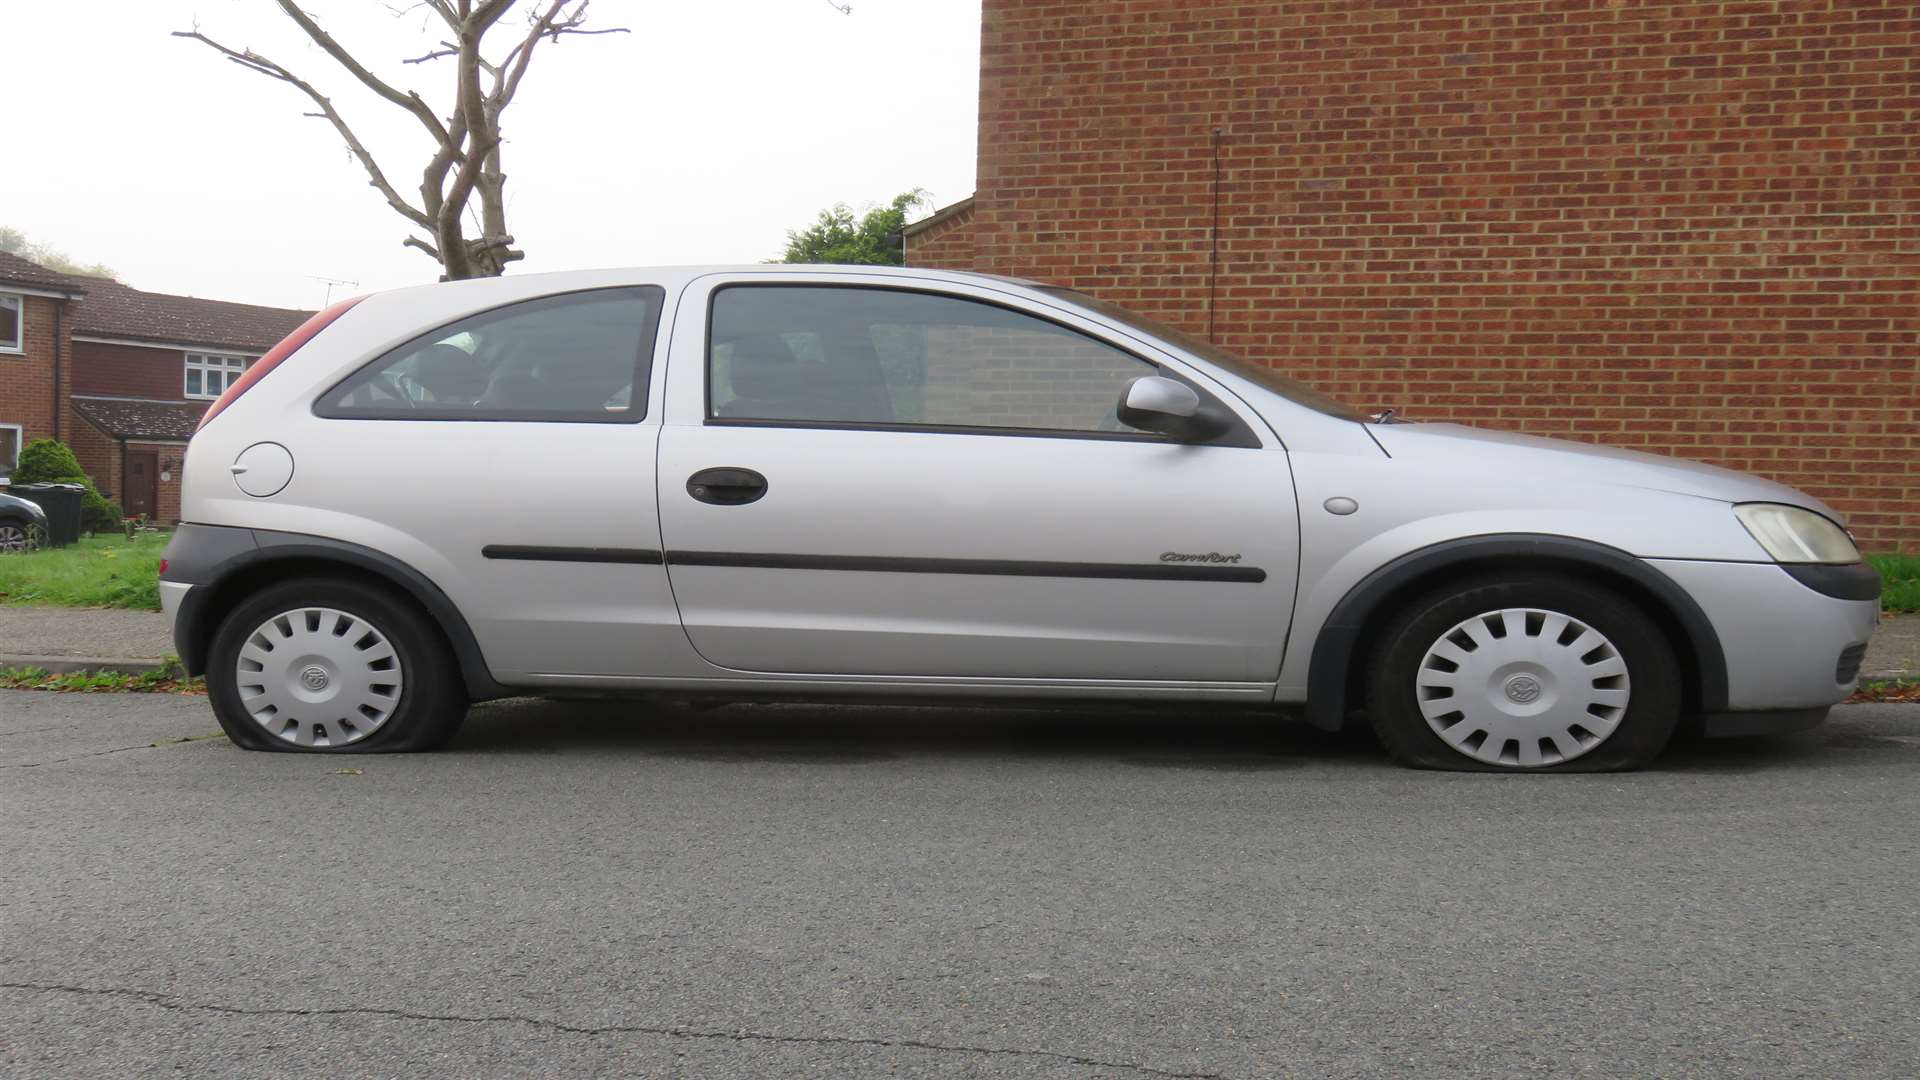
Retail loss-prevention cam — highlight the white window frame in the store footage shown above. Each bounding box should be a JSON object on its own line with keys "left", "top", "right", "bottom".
{"left": 183, "top": 351, "right": 254, "bottom": 400}
{"left": 0, "top": 292, "right": 23, "bottom": 355}
{"left": 0, "top": 423, "right": 22, "bottom": 475}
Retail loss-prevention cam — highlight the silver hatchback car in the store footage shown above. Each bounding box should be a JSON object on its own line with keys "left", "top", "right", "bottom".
{"left": 161, "top": 266, "right": 1881, "bottom": 771}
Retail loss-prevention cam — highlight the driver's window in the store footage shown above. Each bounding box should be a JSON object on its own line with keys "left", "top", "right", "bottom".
{"left": 321, "top": 286, "right": 664, "bottom": 422}
{"left": 708, "top": 286, "right": 1155, "bottom": 434}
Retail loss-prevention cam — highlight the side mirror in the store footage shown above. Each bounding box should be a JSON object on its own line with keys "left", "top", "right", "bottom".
{"left": 1116, "top": 375, "right": 1225, "bottom": 441}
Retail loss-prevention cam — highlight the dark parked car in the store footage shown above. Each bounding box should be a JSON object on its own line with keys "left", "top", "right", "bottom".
{"left": 0, "top": 488, "right": 49, "bottom": 551}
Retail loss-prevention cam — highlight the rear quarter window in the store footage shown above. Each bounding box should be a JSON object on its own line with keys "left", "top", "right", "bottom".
{"left": 316, "top": 286, "right": 665, "bottom": 423}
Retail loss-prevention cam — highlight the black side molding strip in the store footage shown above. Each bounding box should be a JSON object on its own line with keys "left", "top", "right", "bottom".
{"left": 665, "top": 550, "right": 1267, "bottom": 583}
{"left": 482, "top": 545, "right": 665, "bottom": 565}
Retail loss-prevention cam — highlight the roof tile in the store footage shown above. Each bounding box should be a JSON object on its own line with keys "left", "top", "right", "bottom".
{"left": 0, "top": 251, "right": 91, "bottom": 294}
{"left": 74, "top": 278, "right": 313, "bottom": 353}
{"left": 69, "top": 396, "right": 207, "bottom": 441}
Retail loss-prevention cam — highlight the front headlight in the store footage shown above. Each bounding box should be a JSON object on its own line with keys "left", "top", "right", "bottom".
{"left": 1733, "top": 503, "right": 1860, "bottom": 564}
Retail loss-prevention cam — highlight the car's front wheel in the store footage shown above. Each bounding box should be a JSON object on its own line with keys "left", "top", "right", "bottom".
{"left": 1365, "top": 574, "right": 1681, "bottom": 771}
{"left": 206, "top": 578, "right": 468, "bottom": 752}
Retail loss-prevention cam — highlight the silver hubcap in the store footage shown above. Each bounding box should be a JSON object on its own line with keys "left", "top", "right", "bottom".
{"left": 0, "top": 524, "right": 25, "bottom": 551}
{"left": 235, "top": 607, "right": 404, "bottom": 748}
{"left": 1416, "top": 607, "right": 1630, "bottom": 767}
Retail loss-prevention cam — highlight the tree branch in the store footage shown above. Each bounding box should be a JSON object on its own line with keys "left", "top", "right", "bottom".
{"left": 180, "top": 0, "right": 623, "bottom": 280}
{"left": 419, "top": 0, "right": 461, "bottom": 28}
{"left": 171, "top": 30, "right": 433, "bottom": 232}
{"left": 472, "top": 0, "right": 520, "bottom": 27}
{"left": 272, "top": 0, "right": 450, "bottom": 144}
{"left": 431, "top": 6, "right": 514, "bottom": 277}
{"left": 402, "top": 40, "right": 460, "bottom": 64}
{"left": 495, "top": 0, "right": 629, "bottom": 110}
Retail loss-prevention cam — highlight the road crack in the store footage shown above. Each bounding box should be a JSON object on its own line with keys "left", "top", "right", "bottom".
{"left": 0, "top": 981, "right": 1230, "bottom": 1079}
{"left": 0, "top": 733, "right": 226, "bottom": 768}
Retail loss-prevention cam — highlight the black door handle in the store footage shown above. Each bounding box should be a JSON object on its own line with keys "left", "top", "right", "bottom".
{"left": 687, "top": 467, "right": 768, "bottom": 506}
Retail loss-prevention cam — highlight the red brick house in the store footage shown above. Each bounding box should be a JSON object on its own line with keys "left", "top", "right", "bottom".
{"left": 907, "top": 0, "right": 1919, "bottom": 550}
{"left": 0, "top": 252, "right": 310, "bottom": 522}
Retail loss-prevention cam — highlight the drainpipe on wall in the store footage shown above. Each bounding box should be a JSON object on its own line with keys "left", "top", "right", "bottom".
{"left": 51, "top": 297, "right": 63, "bottom": 442}
{"left": 117, "top": 439, "right": 126, "bottom": 504}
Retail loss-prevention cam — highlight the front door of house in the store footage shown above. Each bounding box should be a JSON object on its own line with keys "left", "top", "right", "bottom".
{"left": 125, "top": 451, "right": 157, "bottom": 520}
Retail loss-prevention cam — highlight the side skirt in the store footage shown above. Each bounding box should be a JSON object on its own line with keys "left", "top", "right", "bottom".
{"left": 494, "top": 672, "right": 1277, "bottom": 704}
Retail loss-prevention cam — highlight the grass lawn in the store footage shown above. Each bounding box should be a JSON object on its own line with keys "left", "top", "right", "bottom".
{"left": 1871, "top": 553, "right": 1919, "bottom": 614}
{"left": 0, "top": 531, "right": 168, "bottom": 610}
{"left": 0, "top": 661, "right": 203, "bottom": 694}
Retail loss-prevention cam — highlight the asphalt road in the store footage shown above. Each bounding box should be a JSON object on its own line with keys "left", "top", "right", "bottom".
{"left": 3, "top": 691, "right": 1917, "bottom": 1078}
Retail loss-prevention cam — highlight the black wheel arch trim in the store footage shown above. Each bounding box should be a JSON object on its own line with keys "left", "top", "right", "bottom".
{"left": 1302, "top": 534, "right": 1730, "bottom": 732}
{"left": 166, "top": 524, "right": 507, "bottom": 701}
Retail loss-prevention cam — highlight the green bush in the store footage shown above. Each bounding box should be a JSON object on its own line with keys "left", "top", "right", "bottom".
{"left": 13, "top": 439, "right": 85, "bottom": 484}
{"left": 1872, "top": 553, "right": 1919, "bottom": 614}
{"left": 80, "top": 488, "right": 123, "bottom": 534}
{"left": 11, "top": 437, "right": 124, "bottom": 535}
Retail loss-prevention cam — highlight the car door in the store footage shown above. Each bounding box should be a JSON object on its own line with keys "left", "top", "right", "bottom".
{"left": 655, "top": 273, "right": 1299, "bottom": 685}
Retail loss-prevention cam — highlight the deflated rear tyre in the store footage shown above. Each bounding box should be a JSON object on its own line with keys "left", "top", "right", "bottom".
{"left": 1366, "top": 574, "right": 1681, "bottom": 772}
{"left": 206, "top": 578, "right": 468, "bottom": 753}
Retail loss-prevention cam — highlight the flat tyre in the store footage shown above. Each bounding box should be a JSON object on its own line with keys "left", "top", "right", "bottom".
{"left": 1365, "top": 574, "right": 1681, "bottom": 772}
{"left": 206, "top": 577, "right": 467, "bottom": 753}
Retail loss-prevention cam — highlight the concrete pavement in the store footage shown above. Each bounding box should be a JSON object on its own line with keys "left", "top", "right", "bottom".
{"left": 3, "top": 692, "right": 1917, "bottom": 1077}
{"left": 0, "top": 607, "right": 171, "bottom": 673}
{"left": 1869, "top": 612, "right": 1920, "bottom": 681}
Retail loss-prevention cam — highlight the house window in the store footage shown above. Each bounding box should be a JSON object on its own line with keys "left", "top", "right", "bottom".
{"left": 184, "top": 352, "right": 253, "bottom": 400}
{"left": 0, "top": 294, "right": 21, "bottom": 354}
{"left": 0, "top": 425, "right": 20, "bottom": 475}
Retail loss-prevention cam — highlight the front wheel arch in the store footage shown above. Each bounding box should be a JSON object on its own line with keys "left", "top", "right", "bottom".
{"left": 1303, "top": 535, "right": 1727, "bottom": 732}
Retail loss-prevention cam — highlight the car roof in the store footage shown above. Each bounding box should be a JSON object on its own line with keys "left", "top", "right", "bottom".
{"left": 352, "top": 265, "right": 1064, "bottom": 319}
{"left": 424, "top": 264, "right": 1046, "bottom": 291}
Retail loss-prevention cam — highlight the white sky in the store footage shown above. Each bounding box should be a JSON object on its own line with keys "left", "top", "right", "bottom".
{"left": 7, "top": 0, "right": 981, "bottom": 310}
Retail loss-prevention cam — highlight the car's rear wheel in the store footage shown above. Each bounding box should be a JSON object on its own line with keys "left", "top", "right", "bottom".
{"left": 206, "top": 578, "right": 467, "bottom": 752}
{"left": 0, "top": 521, "right": 29, "bottom": 552}
{"left": 1365, "top": 574, "right": 1681, "bottom": 772}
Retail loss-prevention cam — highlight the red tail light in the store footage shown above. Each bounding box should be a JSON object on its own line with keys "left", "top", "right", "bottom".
{"left": 198, "top": 294, "right": 367, "bottom": 431}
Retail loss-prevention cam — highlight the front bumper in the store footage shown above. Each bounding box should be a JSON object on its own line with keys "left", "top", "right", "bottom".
{"left": 1649, "top": 558, "right": 1879, "bottom": 722}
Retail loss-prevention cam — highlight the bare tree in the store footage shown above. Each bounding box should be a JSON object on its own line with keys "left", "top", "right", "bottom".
{"left": 176, "top": 1, "right": 627, "bottom": 279}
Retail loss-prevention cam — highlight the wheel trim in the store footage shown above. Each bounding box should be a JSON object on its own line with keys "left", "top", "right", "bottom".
{"left": 0, "top": 524, "right": 25, "bottom": 551}
{"left": 234, "top": 607, "right": 405, "bottom": 748}
{"left": 1414, "top": 607, "right": 1630, "bottom": 768}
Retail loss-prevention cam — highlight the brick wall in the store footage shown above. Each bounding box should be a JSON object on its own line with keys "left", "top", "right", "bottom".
{"left": 905, "top": 203, "right": 979, "bottom": 269}
{"left": 71, "top": 341, "right": 187, "bottom": 401}
{"left": 0, "top": 295, "right": 66, "bottom": 465}
{"left": 65, "top": 405, "right": 121, "bottom": 504}
{"left": 936, "top": 0, "right": 1920, "bottom": 550}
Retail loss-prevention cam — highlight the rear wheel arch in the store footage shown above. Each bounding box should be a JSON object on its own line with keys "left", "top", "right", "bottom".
{"left": 175, "top": 533, "right": 506, "bottom": 702}
{"left": 1303, "top": 535, "right": 1727, "bottom": 731}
